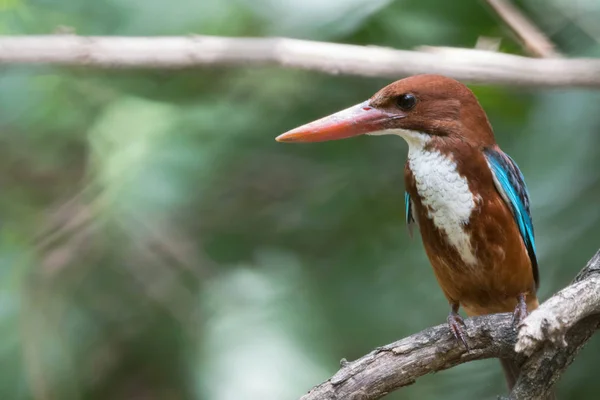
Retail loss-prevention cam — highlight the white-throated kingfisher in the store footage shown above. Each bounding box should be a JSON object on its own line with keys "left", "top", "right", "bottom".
{"left": 276, "top": 74, "right": 543, "bottom": 393}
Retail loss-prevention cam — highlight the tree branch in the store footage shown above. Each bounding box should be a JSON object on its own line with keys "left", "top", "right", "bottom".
{"left": 1, "top": 35, "right": 600, "bottom": 88}
{"left": 508, "top": 250, "right": 600, "bottom": 400}
{"left": 516, "top": 250, "right": 600, "bottom": 355}
{"left": 300, "top": 313, "right": 519, "bottom": 400}
{"left": 509, "top": 316, "right": 600, "bottom": 400}
{"left": 300, "top": 250, "right": 600, "bottom": 400}
{"left": 486, "top": 0, "right": 560, "bottom": 58}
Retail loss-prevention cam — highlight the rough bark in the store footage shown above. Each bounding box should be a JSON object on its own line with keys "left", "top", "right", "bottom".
{"left": 300, "top": 250, "right": 600, "bottom": 400}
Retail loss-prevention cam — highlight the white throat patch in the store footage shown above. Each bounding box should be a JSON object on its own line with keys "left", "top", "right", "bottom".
{"left": 377, "top": 129, "right": 478, "bottom": 266}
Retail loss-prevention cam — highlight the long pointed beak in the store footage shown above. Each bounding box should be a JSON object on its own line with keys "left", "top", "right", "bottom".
{"left": 276, "top": 101, "right": 399, "bottom": 143}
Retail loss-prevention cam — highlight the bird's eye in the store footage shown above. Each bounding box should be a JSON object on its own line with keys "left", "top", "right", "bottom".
{"left": 396, "top": 93, "right": 417, "bottom": 111}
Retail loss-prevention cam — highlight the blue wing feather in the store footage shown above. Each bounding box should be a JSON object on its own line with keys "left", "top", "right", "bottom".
{"left": 405, "top": 191, "right": 415, "bottom": 238}
{"left": 484, "top": 148, "right": 539, "bottom": 288}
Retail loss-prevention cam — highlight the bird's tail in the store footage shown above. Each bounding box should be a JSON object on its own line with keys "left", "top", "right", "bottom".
{"left": 499, "top": 358, "right": 556, "bottom": 400}
{"left": 499, "top": 358, "right": 520, "bottom": 391}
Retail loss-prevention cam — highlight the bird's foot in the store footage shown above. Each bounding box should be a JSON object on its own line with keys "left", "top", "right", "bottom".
{"left": 512, "top": 293, "right": 528, "bottom": 329}
{"left": 447, "top": 310, "right": 469, "bottom": 351}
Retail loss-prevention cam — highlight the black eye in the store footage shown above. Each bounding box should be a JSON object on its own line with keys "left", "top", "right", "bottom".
{"left": 396, "top": 93, "right": 417, "bottom": 111}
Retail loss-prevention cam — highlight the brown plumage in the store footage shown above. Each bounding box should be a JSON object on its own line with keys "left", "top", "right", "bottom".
{"left": 276, "top": 74, "right": 551, "bottom": 397}
{"left": 404, "top": 143, "right": 538, "bottom": 317}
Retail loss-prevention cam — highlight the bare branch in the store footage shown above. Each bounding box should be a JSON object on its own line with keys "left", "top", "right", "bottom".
{"left": 300, "top": 250, "right": 600, "bottom": 400}
{"left": 0, "top": 35, "right": 600, "bottom": 88}
{"left": 487, "top": 0, "right": 560, "bottom": 58}
{"left": 516, "top": 250, "right": 600, "bottom": 356}
{"left": 300, "top": 313, "right": 518, "bottom": 400}
{"left": 509, "top": 316, "right": 600, "bottom": 400}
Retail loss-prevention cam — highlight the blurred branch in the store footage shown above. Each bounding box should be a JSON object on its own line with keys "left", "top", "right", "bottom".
{"left": 300, "top": 250, "right": 600, "bottom": 400}
{"left": 486, "top": 0, "right": 560, "bottom": 58}
{"left": 1, "top": 35, "right": 600, "bottom": 88}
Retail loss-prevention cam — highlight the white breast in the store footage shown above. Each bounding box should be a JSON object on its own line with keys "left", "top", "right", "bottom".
{"left": 401, "top": 131, "right": 478, "bottom": 266}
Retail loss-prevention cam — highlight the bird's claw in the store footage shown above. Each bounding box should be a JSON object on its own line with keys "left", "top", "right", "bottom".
{"left": 512, "top": 293, "right": 528, "bottom": 329}
{"left": 447, "top": 311, "right": 469, "bottom": 351}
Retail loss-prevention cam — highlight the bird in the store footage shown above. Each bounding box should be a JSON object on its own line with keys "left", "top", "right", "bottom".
{"left": 275, "top": 74, "right": 547, "bottom": 396}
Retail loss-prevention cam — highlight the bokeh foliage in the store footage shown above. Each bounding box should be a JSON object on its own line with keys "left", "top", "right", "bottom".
{"left": 0, "top": 0, "right": 599, "bottom": 399}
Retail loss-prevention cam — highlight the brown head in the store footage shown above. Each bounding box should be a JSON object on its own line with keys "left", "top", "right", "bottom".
{"left": 276, "top": 74, "right": 496, "bottom": 147}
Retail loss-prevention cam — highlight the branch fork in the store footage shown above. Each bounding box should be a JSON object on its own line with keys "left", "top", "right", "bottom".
{"left": 300, "top": 250, "right": 600, "bottom": 400}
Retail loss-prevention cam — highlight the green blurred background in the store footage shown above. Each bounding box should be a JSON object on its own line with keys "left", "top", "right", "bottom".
{"left": 0, "top": 0, "right": 599, "bottom": 399}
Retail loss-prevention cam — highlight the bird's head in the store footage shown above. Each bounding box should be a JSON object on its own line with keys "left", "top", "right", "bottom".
{"left": 276, "top": 74, "right": 496, "bottom": 147}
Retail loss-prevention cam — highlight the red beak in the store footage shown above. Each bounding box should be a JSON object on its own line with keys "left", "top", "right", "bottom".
{"left": 276, "top": 101, "right": 399, "bottom": 143}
